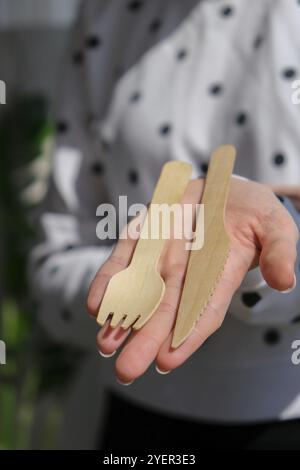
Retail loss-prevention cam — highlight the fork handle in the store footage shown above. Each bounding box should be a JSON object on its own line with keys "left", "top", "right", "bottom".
{"left": 130, "top": 161, "right": 192, "bottom": 267}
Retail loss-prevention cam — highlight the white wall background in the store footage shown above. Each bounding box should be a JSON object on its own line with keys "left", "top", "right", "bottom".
{"left": 0, "top": 0, "right": 80, "bottom": 29}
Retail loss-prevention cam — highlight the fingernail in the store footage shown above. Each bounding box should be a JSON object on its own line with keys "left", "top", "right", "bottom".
{"left": 98, "top": 349, "right": 116, "bottom": 358}
{"left": 281, "top": 274, "right": 297, "bottom": 294}
{"left": 116, "top": 377, "right": 134, "bottom": 386}
{"left": 155, "top": 365, "right": 171, "bottom": 375}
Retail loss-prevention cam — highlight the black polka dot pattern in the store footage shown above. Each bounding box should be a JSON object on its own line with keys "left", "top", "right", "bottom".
{"left": 281, "top": 67, "right": 297, "bottom": 80}
{"left": 49, "top": 266, "right": 59, "bottom": 275}
{"left": 56, "top": 121, "right": 69, "bottom": 134}
{"left": 273, "top": 153, "right": 286, "bottom": 166}
{"left": 263, "top": 329, "right": 281, "bottom": 345}
{"left": 91, "top": 162, "right": 105, "bottom": 175}
{"left": 85, "top": 35, "right": 102, "bottom": 49}
{"left": 200, "top": 162, "right": 208, "bottom": 174}
{"left": 65, "top": 244, "right": 76, "bottom": 251}
{"left": 235, "top": 112, "right": 247, "bottom": 126}
{"left": 72, "top": 50, "right": 84, "bottom": 65}
{"left": 61, "top": 309, "right": 73, "bottom": 322}
{"left": 242, "top": 292, "right": 262, "bottom": 307}
{"left": 128, "top": 169, "right": 139, "bottom": 185}
{"left": 149, "top": 18, "right": 162, "bottom": 33}
{"left": 129, "top": 91, "right": 142, "bottom": 103}
{"left": 253, "top": 35, "right": 264, "bottom": 49}
{"left": 209, "top": 83, "right": 223, "bottom": 96}
{"left": 127, "top": 0, "right": 143, "bottom": 12}
{"left": 220, "top": 5, "right": 234, "bottom": 17}
{"left": 176, "top": 49, "right": 188, "bottom": 61}
{"left": 159, "top": 123, "right": 172, "bottom": 136}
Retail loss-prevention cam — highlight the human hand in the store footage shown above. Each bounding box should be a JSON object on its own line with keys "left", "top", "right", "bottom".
{"left": 87, "top": 178, "right": 299, "bottom": 384}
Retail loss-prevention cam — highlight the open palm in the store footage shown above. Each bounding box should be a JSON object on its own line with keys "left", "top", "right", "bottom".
{"left": 87, "top": 177, "right": 298, "bottom": 384}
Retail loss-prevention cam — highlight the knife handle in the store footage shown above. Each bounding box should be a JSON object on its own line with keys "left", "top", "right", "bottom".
{"left": 201, "top": 145, "right": 236, "bottom": 226}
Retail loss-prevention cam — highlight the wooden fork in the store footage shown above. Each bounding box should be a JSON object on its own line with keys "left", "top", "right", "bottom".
{"left": 97, "top": 161, "right": 192, "bottom": 330}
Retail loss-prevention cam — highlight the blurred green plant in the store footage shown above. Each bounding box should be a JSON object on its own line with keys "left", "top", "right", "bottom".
{"left": 0, "top": 96, "right": 83, "bottom": 449}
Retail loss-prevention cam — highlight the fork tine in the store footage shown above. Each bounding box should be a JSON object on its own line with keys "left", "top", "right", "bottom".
{"left": 97, "top": 308, "right": 112, "bottom": 327}
{"left": 110, "top": 311, "right": 125, "bottom": 328}
{"left": 131, "top": 315, "right": 148, "bottom": 330}
{"left": 121, "top": 314, "right": 139, "bottom": 330}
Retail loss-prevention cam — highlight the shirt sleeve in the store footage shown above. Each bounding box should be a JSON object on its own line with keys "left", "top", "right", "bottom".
{"left": 229, "top": 196, "right": 300, "bottom": 325}
{"left": 28, "top": 2, "right": 113, "bottom": 350}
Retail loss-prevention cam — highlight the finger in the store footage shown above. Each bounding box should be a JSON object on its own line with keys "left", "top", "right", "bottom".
{"left": 156, "top": 245, "right": 251, "bottom": 372}
{"left": 87, "top": 214, "right": 144, "bottom": 316}
{"left": 97, "top": 321, "right": 131, "bottom": 356}
{"left": 255, "top": 202, "right": 299, "bottom": 291}
{"left": 114, "top": 272, "right": 185, "bottom": 383}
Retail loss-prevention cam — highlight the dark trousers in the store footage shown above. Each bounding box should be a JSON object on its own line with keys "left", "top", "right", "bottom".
{"left": 100, "top": 391, "right": 300, "bottom": 450}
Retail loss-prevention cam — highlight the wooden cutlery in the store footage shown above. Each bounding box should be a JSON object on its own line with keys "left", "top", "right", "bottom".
{"left": 97, "top": 161, "right": 192, "bottom": 330}
{"left": 172, "top": 145, "right": 236, "bottom": 347}
{"left": 97, "top": 145, "right": 236, "bottom": 348}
